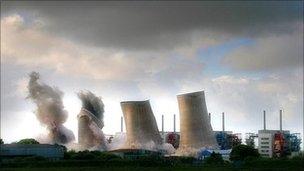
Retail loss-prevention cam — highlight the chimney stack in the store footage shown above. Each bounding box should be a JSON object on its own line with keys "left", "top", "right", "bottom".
{"left": 222, "top": 112, "right": 225, "bottom": 132}
{"left": 173, "top": 114, "right": 176, "bottom": 133}
{"left": 263, "top": 110, "right": 266, "bottom": 130}
{"left": 279, "top": 110, "right": 282, "bottom": 131}
{"left": 162, "top": 115, "right": 164, "bottom": 137}
{"left": 209, "top": 113, "right": 211, "bottom": 123}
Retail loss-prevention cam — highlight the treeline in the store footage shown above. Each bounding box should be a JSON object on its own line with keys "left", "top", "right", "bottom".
{"left": 1, "top": 151, "right": 199, "bottom": 168}
{"left": 242, "top": 156, "right": 304, "bottom": 170}
{"left": 1, "top": 144, "right": 303, "bottom": 170}
{"left": 1, "top": 150, "right": 303, "bottom": 170}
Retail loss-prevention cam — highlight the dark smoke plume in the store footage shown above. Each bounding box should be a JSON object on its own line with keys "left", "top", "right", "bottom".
{"left": 27, "top": 71, "right": 75, "bottom": 144}
{"left": 77, "top": 90, "right": 104, "bottom": 127}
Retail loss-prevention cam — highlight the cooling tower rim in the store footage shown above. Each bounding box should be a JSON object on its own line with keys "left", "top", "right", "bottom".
{"left": 78, "top": 108, "right": 103, "bottom": 129}
{"left": 120, "top": 100, "right": 150, "bottom": 104}
{"left": 177, "top": 91, "right": 205, "bottom": 98}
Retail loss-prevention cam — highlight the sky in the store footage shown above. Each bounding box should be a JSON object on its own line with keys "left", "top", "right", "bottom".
{"left": 1, "top": 1, "right": 303, "bottom": 147}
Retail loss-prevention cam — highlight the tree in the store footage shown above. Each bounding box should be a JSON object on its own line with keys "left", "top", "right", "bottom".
{"left": 204, "top": 152, "right": 224, "bottom": 165}
{"left": 17, "top": 138, "right": 39, "bottom": 144}
{"left": 230, "top": 144, "right": 260, "bottom": 161}
{"left": 0, "top": 139, "right": 4, "bottom": 144}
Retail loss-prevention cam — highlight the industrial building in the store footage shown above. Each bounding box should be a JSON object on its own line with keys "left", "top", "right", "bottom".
{"left": 78, "top": 108, "right": 107, "bottom": 150}
{"left": 258, "top": 129, "right": 291, "bottom": 157}
{"left": 214, "top": 131, "right": 242, "bottom": 150}
{"left": 99, "top": 90, "right": 301, "bottom": 159}
{"left": 158, "top": 114, "right": 180, "bottom": 149}
{"left": 257, "top": 110, "right": 301, "bottom": 158}
{"left": 110, "top": 105, "right": 301, "bottom": 159}
{"left": 211, "top": 112, "right": 242, "bottom": 150}
{"left": 0, "top": 144, "right": 64, "bottom": 159}
{"left": 245, "top": 133, "right": 258, "bottom": 148}
{"left": 1, "top": 87, "right": 301, "bottom": 161}
{"left": 156, "top": 110, "right": 241, "bottom": 151}
{"left": 164, "top": 132, "right": 180, "bottom": 149}
{"left": 116, "top": 98, "right": 242, "bottom": 153}
{"left": 100, "top": 91, "right": 301, "bottom": 159}
{"left": 116, "top": 91, "right": 231, "bottom": 157}
{"left": 121, "top": 100, "right": 162, "bottom": 149}
{"left": 78, "top": 108, "right": 96, "bottom": 148}
{"left": 108, "top": 102, "right": 164, "bottom": 158}
{"left": 177, "top": 91, "right": 218, "bottom": 151}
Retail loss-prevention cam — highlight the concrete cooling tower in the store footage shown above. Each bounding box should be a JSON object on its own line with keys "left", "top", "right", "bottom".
{"left": 121, "top": 100, "right": 162, "bottom": 149}
{"left": 177, "top": 91, "right": 218, "bottom": 150}
{"left": 78, "top": 108, "right": 106, "bottom": 150}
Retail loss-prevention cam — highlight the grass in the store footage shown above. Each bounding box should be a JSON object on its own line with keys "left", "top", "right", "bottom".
{"left": 2, "top": 166, "right": 301, "bottom": 171}
{"left": 1, "top": 167, "right": 233, "bottom": 171}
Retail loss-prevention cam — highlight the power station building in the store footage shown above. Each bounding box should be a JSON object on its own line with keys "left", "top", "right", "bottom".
{"left": 177, "top": 91, "right": 218, "bottom": 151}
{"left": 78, "top": 108, "right": 106, "bottom": 150}
{"left": 258, "top": 129, "right": 290, "bottom": 157}
{"left": 257, "top": 110, "right": 301, "bottom": 158}
{"left": 78, "top": 91, "right": 300, "bottom": 159}
{"left": 0, "top": 144, "right": 64, "bottom": 159}
{"left": 121, "top": 100, "right": 162, "bottom": 149}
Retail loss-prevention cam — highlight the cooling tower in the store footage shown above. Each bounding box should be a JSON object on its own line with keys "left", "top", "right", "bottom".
{"left": 78, "top": 108, "right": 105, "bottom": 149}
{"left": 177, "top": 91, "right": 218, "bottom": 149}
{"left": 121, "top": 100, "right": 162, "bottom": 149}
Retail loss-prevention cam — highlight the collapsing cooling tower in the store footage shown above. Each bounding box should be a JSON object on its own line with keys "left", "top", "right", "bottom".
{"left": 177, "top": 91, "right": 218, "bottom": 149}
{"left": 77, "top": 91, "right": 107, "bottom": 150}
{"left": 121, "top": 100, "right": 162, "bottom": 149}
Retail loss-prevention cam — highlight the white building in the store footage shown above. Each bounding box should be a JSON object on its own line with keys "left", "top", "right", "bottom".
{"left": 258, "top": 130, "right": 290, "bottom": 158}
{"left": 258, "top": 131, "right": 274, "bottom": 157}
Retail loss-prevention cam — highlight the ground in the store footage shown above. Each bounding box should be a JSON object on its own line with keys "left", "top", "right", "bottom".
{"left": 1, "top": 166, "right": 302, "bottom": 171}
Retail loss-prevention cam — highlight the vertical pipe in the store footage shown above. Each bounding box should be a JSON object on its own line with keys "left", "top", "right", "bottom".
{"left": 280, "top": 110, "right": 282, "bottom": 131}
{"left": 209, "top": 113, "right": 211, "bottom": 123}
{"left": 222, "top": 112, "right": 225, "bottom": 132}
{"left": 162, "top": 115, "right": 164, "bottom": 137}
{"left": 263, "top": 110, "right": 266, "bottom": 130}
{"left": 121, "top": 116, "right": 123, "bottom": 132}
{"left": 173, "top": 114, "right": 176, "bottom": 133}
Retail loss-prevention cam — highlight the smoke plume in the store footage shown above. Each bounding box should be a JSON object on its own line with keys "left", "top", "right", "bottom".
{"left": 27, "top": 71, "right": 75, "bottom": 144}
{"left": 108, "top": 132, "right": 127, "bottom": 150}
{"left": 78, "top": 90, "right": 104, "bottom": 127}
{"left": 108, "top": 132, "right": 175, "bottom": 154}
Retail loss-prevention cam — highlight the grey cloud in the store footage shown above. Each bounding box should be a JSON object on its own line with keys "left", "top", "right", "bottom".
{"left": 222, "top": 30, "right": 303, "bottom": 71}
{"left": 2, "top": 1, "right": 302, "bottom": 51}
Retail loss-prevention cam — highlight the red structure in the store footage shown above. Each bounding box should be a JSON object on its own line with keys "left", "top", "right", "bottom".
{"left": 165, "top": 132, "right": 180, "bottom": 149}
{"left": 274, "top": 132, "right": 285, "bottom": 157}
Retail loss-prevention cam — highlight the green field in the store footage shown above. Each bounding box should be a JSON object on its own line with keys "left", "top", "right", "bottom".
{"left": 1, "top": 167, "right": 229, "bottom": 171}
{"left": 1, "top": 149, "right": 303, "bottom": 171}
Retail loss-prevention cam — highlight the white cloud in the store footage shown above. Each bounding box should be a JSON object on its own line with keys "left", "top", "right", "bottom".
{"left": 206, "top": 71, "right": 302, "bottom": 131}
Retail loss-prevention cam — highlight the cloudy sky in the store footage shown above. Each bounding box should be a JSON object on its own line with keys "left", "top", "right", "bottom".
{"left": 1, "top": 1, "right": 303, "bottom": 145}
